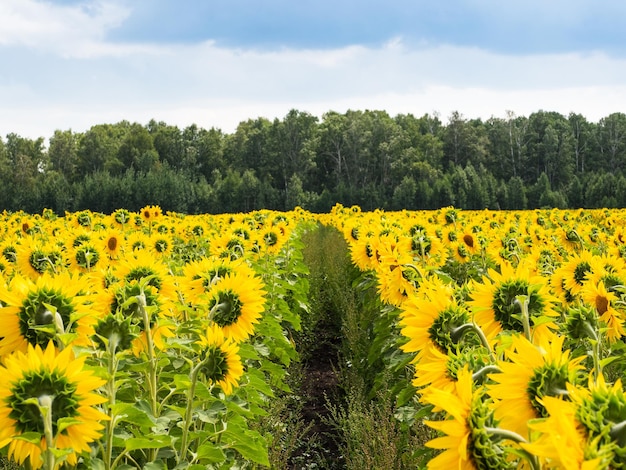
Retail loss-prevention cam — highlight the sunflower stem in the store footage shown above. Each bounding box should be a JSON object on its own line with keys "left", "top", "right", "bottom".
{"left": 451, "top": 322, "right": 496, "bottom": 362}
{"left": 472, "top": 364, "right": 501, "bottom": 382}
{"left": 610, "top": 419, "right": 626, "bottom": 447}
{"left": 38, "top": 394, "right": 57, "bottom": 470}
{"left": 137, "top": 292, "right": 159, "bottom": 463}
{"left": 484, "top": 426, "right": 541, "bottom": 470}
{"left": 103, "top": 334, "right": 120, "bottom": 470}
{"left": 178, "top": 359, "right": 204, "bottom": 464}
{"left": 514, "top": 295, "right": 532, "bottom": 342}
{"left": 583, "top": 321, "right": 602, "bottom": 384}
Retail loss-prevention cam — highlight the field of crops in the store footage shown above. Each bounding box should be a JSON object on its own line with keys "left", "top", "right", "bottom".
{"left": 1, "top": 205, "right": 626, "bottom": 469}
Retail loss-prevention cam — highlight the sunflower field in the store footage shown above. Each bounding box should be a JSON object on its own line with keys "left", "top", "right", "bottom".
{"left": 1, "top": 204, "right": 626, "bottom": 469}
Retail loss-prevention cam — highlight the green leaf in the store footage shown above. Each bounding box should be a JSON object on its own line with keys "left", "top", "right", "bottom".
{"left": 13, "top": 432, "right": 42, "bottom": 444}
{"left": 196, "top": 442, "right": 226, "bottom": 463}
{"left": 125, "top": 434, "right": 172, "bottom": 451}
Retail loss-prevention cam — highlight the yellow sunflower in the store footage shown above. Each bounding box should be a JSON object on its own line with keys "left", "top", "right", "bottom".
{"left": 100, "top": 228, "right": 125, "bottom": 260}
{"left": 487, "top": 332, "right": 584, "bottom": 439}
{"left": 468, "top": 261, "right": 559, "bottom": 345}
{"left": 0, "top": 272, "right": 97, "bottom": 357}
{"left": 197, "top": 325, "right": 244, "bottom": 395}
{"left": 140, "top": 204, "right": 162, "bottom": 223}
{"left": 205, "top": 272, "right": 266, "bottom": 342}
{"left": 554, "top": 250, "right": 597, "bottom": 299}
{"left": 569, "top": 374, "right": 626, "bottom": 468}
{"left": 521, "top": 395, "right": 610, "bottom": 470}
{"left": 0, "top": 342, "right": 108, "bottom": 469}
{"left": 114, "top": 249, "right": 177, "bottom": 301}
{"left": 400, "top": 283, "right": 471, "bottom": 360}
{"left": 180, "top": 257, "right": 257, "bottom": 305}
{"left": 580, "top": 281, "right": 625, "bottom": 343}
{"left": 15, "top": 240, "right": 67, "bottom": 280}
{"left": 68, "top": 242, "right": 106, "bottom": 273}
{"left": 422, "top": 367, "right": 520, "bottom": 469}
{"left": 97, "top": 278, "right": 175, "bottom": 356}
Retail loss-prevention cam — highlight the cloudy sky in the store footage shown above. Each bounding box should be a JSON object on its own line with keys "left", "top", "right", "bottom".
{"left": 2, "top": 0, "right": 626, "bottom": 140}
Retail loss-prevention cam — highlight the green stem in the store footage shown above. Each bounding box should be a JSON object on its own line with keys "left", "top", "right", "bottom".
{"left": 104, "top": 335, "right": 120, "bottom": 470}
{"left": 178, "top": 361, "right": 203, "bottom": 464}
{"left": 583, "top": 321, "right": 602, "bottom": 384}
{"left": 485, "top": 426, "right": 541, "bottom": 470}
{"left": 514, "top": 295, "right": 532, "bottom": 342}
{"left": 38, "top": 395, "right": 57, "bottom": 470}
{"left": 472, "top": 364, "right": 501, "bottom": 382}
{"left": 138, "top": 292, "right": 159, "bottom": 462}
{"left": 451, "top": 322, "right": 496, "bottom": 362}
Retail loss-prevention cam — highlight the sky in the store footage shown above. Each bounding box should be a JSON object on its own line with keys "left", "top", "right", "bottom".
{"left": 2, "top": 0, "right": 626, "bottom": 141}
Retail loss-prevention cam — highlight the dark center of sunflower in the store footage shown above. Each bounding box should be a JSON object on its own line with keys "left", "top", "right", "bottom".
{"left": 211, "top": 290, "right": 242, "bottom": 327}
{"left": 200, "top": 347, "right": 229, "bottom": 382}
{"left": 107, "top": 236, "right": 118, "bottom": 251}
{"left": 527, "top": 364, "right": 571, "bottom": 418}
{"left": 9, "top": 371, "right": 79, "bottom": 435}
{"left": 19, "top": 289, "right": 75, "bottom": 347}
{"left": 595, "top": 295, "right": 609, "bottom": 315}
{"left": 463, "top": 234, "right": 475, "bottom": 248}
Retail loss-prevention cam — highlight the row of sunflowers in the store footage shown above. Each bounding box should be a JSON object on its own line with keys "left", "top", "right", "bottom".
{"left": 322, "top": 205, "right": 626, "bottom": 469}
{"left": 0, "top": 206, "right": 314, "bottom": 469}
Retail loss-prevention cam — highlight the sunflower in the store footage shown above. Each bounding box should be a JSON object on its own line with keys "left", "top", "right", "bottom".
{"left": 413, "top": 345, "right": 492, "bottom": 394}
{"left": 487, "top": 332, "right": 584, "bottom": 439}
{"left": 572, "top": 374, "right": 626, "bottom": 468}
{"left": 140, "top": 204, "right": 162, "bottom": 222}
{"left": 0, "top": 342, "right": 108, "bottom": 469}
{"left": 180, "top": 257, "right": 257, "bottom": 305}
{"left": 521, "top": 395, "right": 611, "bottom": 469}
{"left": 0, "top": 272, "right": 97, "bottom": 357}
{"left": 580, "top": 281, "right": 625, "bottom": 343}
{"left": 468, "top": 261, "right": 559, "bottom": 345}
{"left": 197, "top": 325, "right": 244, "bottom": 395}
{"left": 96, "top": 278, "right": 175, "bottom": 356}
{"left": 68, "top": 242, "right": 105, "bottom": 273}
{"left": 205, "top": 272, "right": 266, "bottom": 342}
{"left": 100, "top": 228, "right": 125, "bottom": 260}
{"left": 400, "top": 284, "right": 475, "bottom": 360}
{"left": 421, "top": 367, "right": 519, "bottom": 469}
{"left": 114, "top": 249, "right": 177, "bottom": 301}
{"left": 15, "top": 240, "right": 67, "bottom": 280}
{"left": 349, "top": 233, "right": 381, "bottom": 272}
{"left": 555, "top": 250, "right": 597, "bottom": 299}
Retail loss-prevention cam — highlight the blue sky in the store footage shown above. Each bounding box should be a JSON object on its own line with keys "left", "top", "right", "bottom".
{"left": 2, "top": 0, "right": 626, "bottom": 140}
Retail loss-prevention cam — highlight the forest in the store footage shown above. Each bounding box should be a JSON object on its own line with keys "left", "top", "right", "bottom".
{"left": 1, "top": 108, "right": 625, "bottom": 214}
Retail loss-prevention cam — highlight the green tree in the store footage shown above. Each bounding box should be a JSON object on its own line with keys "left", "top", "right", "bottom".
{"left": 48, "top": 129, "right": 80, "bottom": 182}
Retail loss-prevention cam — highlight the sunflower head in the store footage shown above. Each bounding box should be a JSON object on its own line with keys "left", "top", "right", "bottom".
{"left": 575, "top": 377, "right": 626, "bottom": 467}
{"left": 93, "top": 313, "right": 138, "bottom": 352}
{"left": 467, "top": 390, "right": 518, "bottom": 469}
{"left": 0, "top": 343, "right": 107, "bottom": 469}
{"left": 564, "top": 303, "right": 600, "bottom": 340}
{"left": 197, "top": 325, "right": 244, "bottom": 395}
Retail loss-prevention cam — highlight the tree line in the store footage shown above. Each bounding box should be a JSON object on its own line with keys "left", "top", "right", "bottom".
{"left": 1, "top": 108, "right": 626, "bottom": 214}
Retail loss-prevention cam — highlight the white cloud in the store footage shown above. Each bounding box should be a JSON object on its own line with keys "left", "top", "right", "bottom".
{"left": 0, "top": 0, "right": 130, "bottom": 57}
{"left": 2, "top": 9, "right": 626, "bottom": 140}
